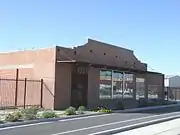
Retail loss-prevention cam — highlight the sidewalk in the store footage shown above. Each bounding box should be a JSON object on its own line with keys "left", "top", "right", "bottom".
{"left": 115, "top": 118, "right": 180, "bottom": 135}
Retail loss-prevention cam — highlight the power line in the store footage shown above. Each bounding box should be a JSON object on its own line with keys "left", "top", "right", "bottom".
{"left": 147, "top": 65, "right": 156, "bottom": 71}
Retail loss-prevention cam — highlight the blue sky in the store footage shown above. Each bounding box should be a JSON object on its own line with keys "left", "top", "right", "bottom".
{"left": 0, "top": 0, "right": 180, "bottom": 75}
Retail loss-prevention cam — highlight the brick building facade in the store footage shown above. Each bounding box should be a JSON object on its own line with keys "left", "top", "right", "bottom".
{"left": 0, "top": 39, "right": 164, "bottom": 109}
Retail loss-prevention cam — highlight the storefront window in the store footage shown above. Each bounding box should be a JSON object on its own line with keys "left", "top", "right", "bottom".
{"left": 112, "top": 71, "right": 123, "bottom": 98}
{"left": 136, "top": 78, "right": 145, "bottom": 99}
{"left": 99, "top": 70, "right": 135, "bottom": 99}
{"left": 100, "top": 70, "right": 112, "bottom": 80}
{"left": 99, "top": 70, "right": 112, "bottom": 99}
{"left": 148, "top": 85, "right": 159, "bottom": 99}
{"left": 124, "top": 73, "right": 134, "bottom": 98}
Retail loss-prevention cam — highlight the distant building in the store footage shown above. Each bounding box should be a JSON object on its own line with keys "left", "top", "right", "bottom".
{"left": 165, "top": 75, "right": 180, "bottom": 87}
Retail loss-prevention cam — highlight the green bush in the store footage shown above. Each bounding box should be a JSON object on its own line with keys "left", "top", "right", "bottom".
{"left": 21, "top": 106, "right": 38, "bottom": 115}
{"left": 65, "top": 106, "right": 76, "bottom": 115}
{"left": 24, "top": 114, "right": 37, "bottom": 120}
{"left": 41, "top": 110, "right": 57, "bottom": 118}
{"left": 20, "top": 106, "right": 38, "bottom": 120}
{"left": 5, "top": 113, "right": 20, "bottom": 122}
{"left": 97, "top": 107, "right": 112, "bottom": 113}
{"left": 78, "top": 106, "right": 85, "bottom": 114}
{"left": 90, "top": 108, "right": 100, "bottom": 112}
{"left": 5, "top": 110, "right": 23, "bottom": 122}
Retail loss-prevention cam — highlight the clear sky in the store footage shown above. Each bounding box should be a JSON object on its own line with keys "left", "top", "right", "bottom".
{"left": 0, "top": 0, "right": 180, "bottom": 75}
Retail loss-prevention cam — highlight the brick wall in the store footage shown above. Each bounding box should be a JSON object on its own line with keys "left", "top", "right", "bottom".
{"left": 54, "top": 63, "right": 72, "bottom": 109}
{"left": 0, "top": 47, "right": 56, "bottom": 109}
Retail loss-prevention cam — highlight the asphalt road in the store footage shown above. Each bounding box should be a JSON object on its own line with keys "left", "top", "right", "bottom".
{"left": 1, "top": 107, "right": 180, "bottom": 135}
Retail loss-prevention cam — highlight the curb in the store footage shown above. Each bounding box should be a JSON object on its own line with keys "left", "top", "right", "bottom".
{"left": 0, "top": 104, "right": 179, "bottom": 129}
{"left": 0, "top": 112, "right": 104, "bottom": 129}
{"left": 113, "top": 103, "right": 180, "bottom": 113}
{"left": 92, "top": 115, "right": 180, "bottom": 135}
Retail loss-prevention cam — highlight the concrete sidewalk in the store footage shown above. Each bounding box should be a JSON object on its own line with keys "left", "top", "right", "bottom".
{"left": 115, "top": 118, "right": 180, "bottom": 135}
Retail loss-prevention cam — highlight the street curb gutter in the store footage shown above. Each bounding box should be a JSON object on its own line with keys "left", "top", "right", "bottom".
{"left": 0, "top": 112, "right": 105, "bottom": 129}
{"left": 91, "top": 115, "right": 180, "bottom": 135}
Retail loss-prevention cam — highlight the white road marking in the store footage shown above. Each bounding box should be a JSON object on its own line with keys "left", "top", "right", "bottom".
{"left": 0, "top": 113, "right": 111, "bottom": 131}
{"left": 59, "top": 113, "right": 112, "bottom": 122}
{"left": 0, "top": 111, "right": 180, "bottom": 133}
{"left": 51, "top": 112, "right": 180, "bottom": 135}
{"left": 0, "top": 121, "right": 53, "bottom": 131}
{"left": 89, "top": 115, "right": 180, "bottom": 135}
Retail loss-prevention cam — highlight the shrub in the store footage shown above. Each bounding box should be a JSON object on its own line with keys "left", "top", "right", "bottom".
{"left": 22, "top": 113, "right": 37, "bottom": 120}
{"left": 78, "top": 106, "right": 85, "bottom": 114}
{"left": 5, "top": 110, "right": 23, "bottom": 122}
{"left": 41, "top": 110, "right": 57, "bottom": 118}
{"left": 90, "top": 108, "right": 100, "bottom": 112}
{"left": 21, "top": 106, "right": 38, "bottom": 115}
{"left": 14, "top": 110, "right": 22, "bottom": 118}
{"left": 38, "top": 108, "right": 46, "bottom": 111}
{"left": 20, "top": 106, "right": 38, "bottom": 120}
{"left": 97, "top": 107, "right": 112, "bottom": 113}
{"left": 5, "top": 113, "right": 20, "bottom": 122}
{"left": 65, "top": 106, "right": 76, "bottom": 115}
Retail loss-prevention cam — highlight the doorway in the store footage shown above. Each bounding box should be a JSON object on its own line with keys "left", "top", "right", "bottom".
{"left": 71, "top": 65, "right": 88, "bottom": 108}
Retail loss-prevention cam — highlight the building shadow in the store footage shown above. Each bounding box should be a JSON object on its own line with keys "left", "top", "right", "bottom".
{"left": 118, "top": 106, "right": 180, "bottom": 115}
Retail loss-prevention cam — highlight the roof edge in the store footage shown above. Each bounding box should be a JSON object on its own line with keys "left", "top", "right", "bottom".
{"left": 0, "top": 46, "right": 56, "bottom": 54}
{"left": 87, "top": 38, "right": 133, "bottom": 52}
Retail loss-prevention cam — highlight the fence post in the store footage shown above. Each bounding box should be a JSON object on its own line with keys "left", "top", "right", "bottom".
{"left": 40, "top": 79, "right": 43, "bottom": 108}
{"left": 175, "top": 90, "right": 177, "bottom": 101}
{"left": 23, "top": 78, "right": 27, "bottom": 109}
{"left": 167, "top": 87, "right": 168, "bottom": 101}
{"left": 15, "top": 68, "right": 19, "bottom": 107}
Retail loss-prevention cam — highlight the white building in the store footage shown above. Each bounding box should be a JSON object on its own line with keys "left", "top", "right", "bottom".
{"left": 165, "top": 75, "right": 180, "bottom": 87}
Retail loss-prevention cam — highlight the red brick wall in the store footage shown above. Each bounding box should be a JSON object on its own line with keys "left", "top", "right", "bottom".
{"left": 54, "top": 63, "right": 72, "bottom": 109}
{"left": 0, "top": 48, "right": 56, "bottom": 109}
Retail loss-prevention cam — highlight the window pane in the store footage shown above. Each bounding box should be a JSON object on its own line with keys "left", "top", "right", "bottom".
{"left": 99, "top": 70, "right": 112, "bottom": 99}
{"left": 99, "top": 84, "right": 112, "bottom": 99}
{"left": 112, "top": 71, "right": 123, "bottom": 99}
{"left": 136, "top": 78, "right": 145, "bottom": 99}
{"left": 148, "top": 85, "right": 160, "bottom": 99}
{"left": 124, "top": 73, "right": 134, "bottom": 98}
{"left": 100, "top": 70, "right": 112, "bottom": 80}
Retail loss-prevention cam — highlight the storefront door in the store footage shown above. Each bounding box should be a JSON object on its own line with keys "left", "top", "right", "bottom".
{"left": 71, "top": 65, "right": 88, "bottom": 108}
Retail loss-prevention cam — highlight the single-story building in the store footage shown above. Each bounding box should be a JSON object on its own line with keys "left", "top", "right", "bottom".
{"left": 0, "top": 39, "right": 164, "bottom": 109}
{"left": 165, "top": 75, "right": 180, "bottom": 87}
{"left": 164, "top": 75, "right": 180, "bottom": 101}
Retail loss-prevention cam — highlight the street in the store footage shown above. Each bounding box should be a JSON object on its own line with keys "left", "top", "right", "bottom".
{"left": 114, "top": 117, "right": 180, "bottom": 135}
{"left": 0, "top": 107, "right": 180, "bottom": 135}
